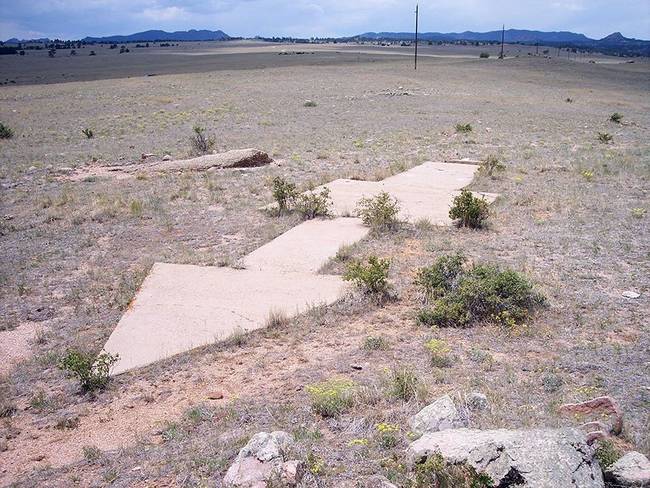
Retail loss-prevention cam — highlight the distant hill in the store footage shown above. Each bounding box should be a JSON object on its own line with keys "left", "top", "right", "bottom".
{"left": 356, "top": 29, "right": 650, "bottom": 56}
{"left": 81, "top": 29, "right": 230, "bottom": 43}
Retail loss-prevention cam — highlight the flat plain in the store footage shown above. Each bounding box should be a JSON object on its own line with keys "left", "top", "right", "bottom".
{"left": 0, "top": 41, "right": 649, "bottom": 486}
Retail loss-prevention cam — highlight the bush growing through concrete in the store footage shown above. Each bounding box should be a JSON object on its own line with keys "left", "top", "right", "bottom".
{"left": 59, "top": 350, "right": 119, "bottom": 392}
{"left": 449, "top": 189, "right": 490, "bottom": 228}
{"left": 455, "top": 123, "right": 473, "bottom": 133}
{"left": 271, "top": 176, "right": 297, "bottom": 215}
{"left": 0, "top": 123, "right": 14, "bottom": 139}
{"left": 416, "top": 254, "right": 546, "bottom": 328}
{"left": 294, "top": 187, "right": 332, "bottom": 219}
{"left": 190, "top": 125, "right": 214, "bottom": 155}
{"left": 344, "top": 255, "right": 391, "bottom": 295}
{"left": 356, "top": 191, "right": 401, "bottom": 233}
{"left": 306, "top": 378, "right": 355, "bottom": 417}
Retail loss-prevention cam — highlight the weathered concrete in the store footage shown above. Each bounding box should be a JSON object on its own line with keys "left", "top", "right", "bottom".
{"left": 103, "top": 263, "right": 346, "bottom": 374}
{"left": 244, "top": 218, "right": 368, "bottom": 273}
{"left": 104, "top": 161, "right": 496, "bottom": 374}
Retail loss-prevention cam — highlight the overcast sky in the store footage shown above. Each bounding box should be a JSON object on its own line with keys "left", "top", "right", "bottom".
{"left": 1, "top": 0, "right": 649, "bottom": 41}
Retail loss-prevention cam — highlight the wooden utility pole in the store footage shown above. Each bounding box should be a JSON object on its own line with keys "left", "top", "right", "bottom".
{"left": 500, "top": 24, "right": 505, "bottom": 58}
{"left": 414, "top": 4, "right": 419, "bottom": 70}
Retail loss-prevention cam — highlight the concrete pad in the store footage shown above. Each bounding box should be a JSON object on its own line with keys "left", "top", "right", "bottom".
{"left": 244, "top": 218, "right": 369, "bottom": 274}
{"left": 103, "top": 263, "right": 347, "bottom": 375}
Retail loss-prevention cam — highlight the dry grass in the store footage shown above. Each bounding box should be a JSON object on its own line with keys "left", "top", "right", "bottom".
{"left": 0, "top": 48, "right": 648, "bottom": 486}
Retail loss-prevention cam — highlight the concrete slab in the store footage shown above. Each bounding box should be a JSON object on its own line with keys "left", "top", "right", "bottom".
{"left": 103, "top": 263, "right": 347, "bottom": 375}
{"left": 244, "top": 218, "right": 369, "bottom": 274}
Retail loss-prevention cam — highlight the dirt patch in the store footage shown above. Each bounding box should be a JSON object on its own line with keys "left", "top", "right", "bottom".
{"left": 0, "top": 323, "right": 39, "bottom": 376}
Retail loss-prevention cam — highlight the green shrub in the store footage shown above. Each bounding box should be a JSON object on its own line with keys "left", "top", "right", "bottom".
{"left": 356, "top": 191, "right": 401, "bottom": 233}
{"left": 594, "top": 439, "right": 622, "bottom": 469}
{"left": 597, "top": 132, "right": 613, "bottom": 144}
{"left": 479, "top": 52, "right": 490, "bottom": 58}
{"left": 416, "top": 255, "right": 546, "bottom": 328}
{"left": 363, "top": 335, "right": 389, "bottom": 351}
{"left": 479, "top": 155, "right": 505, "bottom": 177}
{"left": 455, "top": 123, "right": 473, "bottom": 133}
{"left": 271, "top": 176, "right": 297, "bottom": 214}
{"left": 425, "top": 339, "right": 453, "bottom": 368}
{"left": 388, "top": 367, "right": 423, "bottom": 401}
{"left": 0, "top": 122, "right": 14, "bottom": 139}
{"left": 306, "top": 378, "right": 355, "bottom": 417}
{"left": 82, "top": 128, "right": 94, "bottom": 139}
{"left": 344, "top": 256, "right": 391, "bottom": 295}
{"left": 413, "top": 453, "right": 494, "bottom": 488}
{"left": 59, "top": 350, "right": 119, "bottom": 392}
{"left": 609, "top": 112, "right": 623, "bottom": 123}
{"left": 294, "top": 187, "right": 331, "bottom": 219}
{"left": 303, "top": 100, "right": 317, "bottom": 107}
{"left": 449, "top": 189, "right": 490, "bottom": 228}
{"left": 190, "top": 125, "right": 214, "bottom": 155}
{"left": 375, "top": 422, "right": 400, "bottom": 448}
{"left": 415, "top": 252, "right": 466, "bottom": 300}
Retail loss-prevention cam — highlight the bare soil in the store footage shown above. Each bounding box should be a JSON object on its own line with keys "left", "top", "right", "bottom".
{"left": 0, "top": 43, "right": 648, "bottom": 486}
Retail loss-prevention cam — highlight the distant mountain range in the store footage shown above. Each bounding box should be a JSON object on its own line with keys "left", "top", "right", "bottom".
{"left": 82, "top": 29, "right": 230, "bottom": 42}
{"left": 355, "top": 29, "right": 649, "bottom": 56}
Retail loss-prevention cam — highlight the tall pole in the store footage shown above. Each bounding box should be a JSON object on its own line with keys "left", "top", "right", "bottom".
{"left": 500, "top": 24, "right": 505, "bottom": 59}
{"left": 414, "top": 4, "right": 419, "bottom": 70}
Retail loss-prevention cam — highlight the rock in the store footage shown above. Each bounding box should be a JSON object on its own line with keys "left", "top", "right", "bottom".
{"left": 407, "top": 428, "right": 604, "bottom": 488}
{"left": 223, "top": 431, "right": 303, "bottom": 487}
{"left": 559, "top": 396, "right": 623, "bottom": 439}
{"left": 207, "top": 391, "right": 224, "bottom": 400}
{"left": 622, "top": 291, "right": 641, "bottom": 299}
{"left": 604, "top": 451, "right": 650, "bottom": 487}
{"left": 408, "top": 394, "right": 467, "bottom": 436}
{"left": 150, "top": 149, "right": 272, "bottom": 173}
{"left": 362, "top": 475, "right": 398, "bottom": 488}
{"left": 0, "top": 437, "right": 7, "bottom": 452}
{"left": 466, "top": 392, "right": 489, "bottom": 411}
{"left": 162, "top": 154, "right": 172, "bottom": 161}
{"left": 350, "top": 363, "right": 363, "bottom": 371}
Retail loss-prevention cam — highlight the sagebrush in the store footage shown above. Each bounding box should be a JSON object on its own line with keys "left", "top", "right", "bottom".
{"left": 344, "top": 255, "right": 391, "bottom": 295}
{"left": 356, "top": 191, "right": 401, "bottom": 233}
{"left": 449, "top": 189, "right": 489, "bottom": 228}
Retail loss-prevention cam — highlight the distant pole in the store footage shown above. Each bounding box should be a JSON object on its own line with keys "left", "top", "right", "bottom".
{"left": 536, "top": 42, "right": 539, "bottom": 55}
{"left": 414, "top": 4, "right": 419, "bottom": 70}
{"left": 499, "top": 24, "right": 505, "bottom": 59}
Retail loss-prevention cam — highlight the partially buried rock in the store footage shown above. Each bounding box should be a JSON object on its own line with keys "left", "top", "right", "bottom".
{"left": 407, "top": 428, "right": 604, "bottom": 488}
{"left": 223, "top": 431, "right": 304, "bottom": 487}
{"left": 466, "top": 392, "right": 489, "bottom": 411}
{"left": 408, "top": 394, "right": 467, "bottom": 436}
{"left": 604, "top": 451, "right": 650, "bottom": 487}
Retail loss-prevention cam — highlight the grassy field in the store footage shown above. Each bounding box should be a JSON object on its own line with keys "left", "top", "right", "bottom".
{"left": 0, "top": 43, "right": 648, "bottom": 486}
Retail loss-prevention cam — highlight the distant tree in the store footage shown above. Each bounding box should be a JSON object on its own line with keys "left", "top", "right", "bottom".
{"left": 48, "top": 49, "right": 56, "bottom": 57}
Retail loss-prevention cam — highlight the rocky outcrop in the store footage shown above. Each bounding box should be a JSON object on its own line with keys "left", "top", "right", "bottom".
{"left": 408, "top": 394, "right": 467, "bottom": 436}
{"left": 150, "top": 148, "right": 272, "bottom": 172}
{"left": 407, "top": 427, "right": 605, "bottom": 487}
{"left": 604, "top": 451, "right": 650, "bottom": 487}
{"left": 560, "top": 396, "right": 623, "bottom": 443}
{"left": 223, "top": 431, "right": 304, "bottom": 487}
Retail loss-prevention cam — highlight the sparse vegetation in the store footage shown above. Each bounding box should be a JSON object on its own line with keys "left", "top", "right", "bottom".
{"left": 449, "top": 189, "right": 490, "bottom": 228}
{"left": 479, "top": 52, "right": 490, "bottom": 58}
{"left": 265, "top": 308, "right": 290, "bottom": 329}
{"left": 412, "top": 453, "right": 494, "bottom": 488}
{"left": 306, "top": 378, "right": 355, "bottom": 417}
{"left": 343, "top": 255, "right": 391, "bottom": 296}
{"left": 363, "top": 335, "right": 389, "bottom": 351}
{"left": 189, "top": 125, "right": 214, "bottom": 155}
{"left": 303, "top": 100, "right": 317, "bottom": 107}
{"left": 82, "top": 128, "right": 94, "bottom": 139}
{"left": 609, "top": 112, "right": 623, "bottom": 123}
{"left": 479, "top": 155, "right": 505, "bottom": 177}
{"left": 416, "top": 254, "right": 546, "bottom": 328}
{"left": 0, "top": 122, "right": 14, "bottom": 139}
{"left": 425, "top": 339, "right": 453, "bottom": 368}
{"left": 455, "top": 123, "right": 473, "bottom": 133}
{"left": 388, "top": 366, "right": 424, "bottom": 401}
{"left": 58, "top": 350, "right": 119, "bottom": 392}
{"left": 594, "top": 439, "right": 622, "bottom": 469}
{"left": 598, "top": 132, "right": 613, "bottom": 144}
{"left": 356, "top": 191, "right": 401, "bottom": 233}
{"left": 375, "top": 422, "right": 400, "bottom": 448}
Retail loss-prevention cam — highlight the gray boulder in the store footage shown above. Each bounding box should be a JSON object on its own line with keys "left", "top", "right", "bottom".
{"left": 407, "top": 427, "right": 604, "bottom": 488}
{"left": 466, "top": 392, "right": 489, "bottom": 411}
{"left": 605, "top": 451, "right": 650, "bottom": 487}
{"left": 223, "top": 431, "right": 304, "bottom": 487}
{"left": 408, "top": 394, "right": 467, "bottom": 436}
